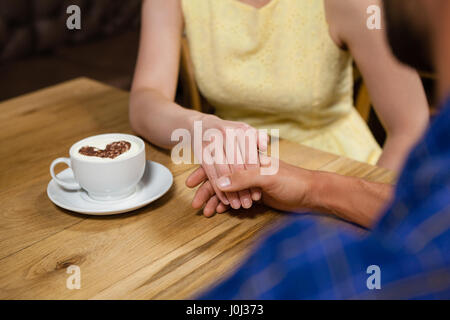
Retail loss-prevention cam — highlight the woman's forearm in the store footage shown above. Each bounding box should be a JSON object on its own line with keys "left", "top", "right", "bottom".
{"left": 377, "top": 132, "right": 424, "bottom": 172}
{"left": 309, "top": 171, "right": 394, "bottom": 228}
{"left": 129, "top": 87, "right": 204, "bottom": 149}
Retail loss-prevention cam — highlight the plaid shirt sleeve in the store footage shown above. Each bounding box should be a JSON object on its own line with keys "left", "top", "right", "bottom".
{"left": 198, "top": 99, "right": 450, "bottom": 300}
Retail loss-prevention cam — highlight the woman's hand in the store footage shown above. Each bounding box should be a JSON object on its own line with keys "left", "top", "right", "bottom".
{"left": 191, "top": 114, "right": 268, "bottom": 210}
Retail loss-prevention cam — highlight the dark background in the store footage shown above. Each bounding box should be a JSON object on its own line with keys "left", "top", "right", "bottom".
{"left": 0, "top": 0, "right": 141, "bottom": 101}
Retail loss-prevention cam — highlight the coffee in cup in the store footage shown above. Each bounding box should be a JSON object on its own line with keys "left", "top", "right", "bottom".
{"left": 50, "top": 133, "right": 146, "bottom": 201}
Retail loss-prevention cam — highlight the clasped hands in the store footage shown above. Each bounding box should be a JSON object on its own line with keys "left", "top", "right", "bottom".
{"left": 185, "top": 116, "right": 315, "bottom": 217}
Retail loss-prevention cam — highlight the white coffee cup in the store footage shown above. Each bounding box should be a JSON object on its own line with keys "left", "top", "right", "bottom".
{"left": 50, "top": 133, "right": 146, "bottom": 201}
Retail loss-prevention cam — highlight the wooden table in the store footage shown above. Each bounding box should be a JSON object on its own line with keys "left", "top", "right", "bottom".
{"left": 0, "top": 78, "right": 395, "bottom": 299}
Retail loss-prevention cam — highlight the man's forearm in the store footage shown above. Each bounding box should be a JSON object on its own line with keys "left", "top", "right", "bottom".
{"left": 309, "top": 171, "right": 394, "bottom": 228}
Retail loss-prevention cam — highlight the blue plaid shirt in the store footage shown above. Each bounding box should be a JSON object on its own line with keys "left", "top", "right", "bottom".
{"left": 199, "top": 97, "right": 450, "bottom": 300}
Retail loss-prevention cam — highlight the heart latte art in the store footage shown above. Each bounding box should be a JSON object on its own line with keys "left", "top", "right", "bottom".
{"left": 79, "top": 140, "right": 131, "bottom": 159}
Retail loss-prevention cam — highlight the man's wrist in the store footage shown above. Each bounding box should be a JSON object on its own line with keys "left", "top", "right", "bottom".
{"left": 304, "top": 170, "right": 326, "bottom": 211}
{"left": 303, "top": 170, "right": 343, "bottom": 216}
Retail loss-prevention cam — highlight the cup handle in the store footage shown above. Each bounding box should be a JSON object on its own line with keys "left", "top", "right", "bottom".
{"left": 50, "top": 157, "right": 81, "bottom": 190}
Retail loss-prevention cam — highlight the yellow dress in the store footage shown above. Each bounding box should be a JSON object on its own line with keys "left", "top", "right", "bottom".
{"left": 181, "top": 0, "right": 382, "bottom": 164}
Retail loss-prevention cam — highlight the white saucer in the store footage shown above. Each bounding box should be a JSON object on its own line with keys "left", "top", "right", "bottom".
{"left": 47, "top": 161, "right": 173, "bottom": 215}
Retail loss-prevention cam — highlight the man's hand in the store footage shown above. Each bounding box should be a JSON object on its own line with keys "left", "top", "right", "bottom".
{"left": 186, "top": 157, "right": 316, "bottom": 216}
{"left": 186, "top": 156, "right": 393, "bottom": 228}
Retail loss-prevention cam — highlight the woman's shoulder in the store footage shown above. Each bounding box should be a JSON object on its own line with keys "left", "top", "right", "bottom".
{"left": 324, "top": 0, "right": 382, "bottom": 49}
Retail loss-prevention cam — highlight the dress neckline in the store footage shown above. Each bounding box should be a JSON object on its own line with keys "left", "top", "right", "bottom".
{"left": 228, "top": 0, "right": 279, "bottom": 12}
